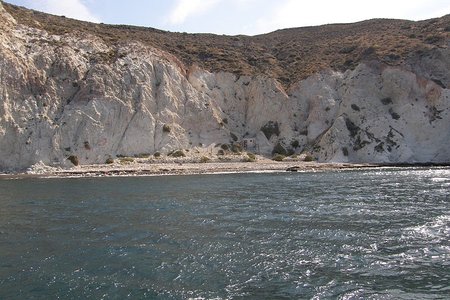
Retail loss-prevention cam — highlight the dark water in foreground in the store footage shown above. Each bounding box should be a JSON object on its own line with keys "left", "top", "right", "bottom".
{"left": 0, "top": 168, "right": 449, "bottom": 299}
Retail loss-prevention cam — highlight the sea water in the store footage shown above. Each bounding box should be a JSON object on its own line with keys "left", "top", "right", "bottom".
{"left": 0, "top": 168, "right": 449, "bottom": 299}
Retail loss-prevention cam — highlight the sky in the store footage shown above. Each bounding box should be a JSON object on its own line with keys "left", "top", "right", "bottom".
{"left": 4, "top": 0, "right": 450, "bottom": 35}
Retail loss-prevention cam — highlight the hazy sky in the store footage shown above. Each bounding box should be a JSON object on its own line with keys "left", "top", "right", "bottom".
{"left": 5, "top": 0, "right": 450, "bottom": 35}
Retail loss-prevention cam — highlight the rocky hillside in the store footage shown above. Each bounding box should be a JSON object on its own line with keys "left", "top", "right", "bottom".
{"left": 0, "top": 1, "right": 449, "bottom": 170}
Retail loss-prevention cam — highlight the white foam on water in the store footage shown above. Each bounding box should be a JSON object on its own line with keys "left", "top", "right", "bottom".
{"left": 402, "top": 214, "right": 450, "bottom": 242}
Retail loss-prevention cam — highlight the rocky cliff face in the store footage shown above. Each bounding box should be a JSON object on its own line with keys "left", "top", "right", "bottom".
{"left": 0, "top": 3, "right": 449, "bottom": 170}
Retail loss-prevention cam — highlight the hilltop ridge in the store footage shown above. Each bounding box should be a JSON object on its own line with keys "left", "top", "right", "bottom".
{"left": 3, "top": 2, "right": 450, "bottom": 87}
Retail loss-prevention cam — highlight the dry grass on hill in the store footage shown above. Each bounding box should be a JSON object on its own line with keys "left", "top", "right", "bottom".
{"left": 3, "top": 2, "right": 450, "bottom": 88}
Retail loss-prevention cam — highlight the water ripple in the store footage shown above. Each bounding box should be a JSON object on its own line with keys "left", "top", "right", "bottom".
{"left": 0, "top": 167, "right": 449, "bottom": 299}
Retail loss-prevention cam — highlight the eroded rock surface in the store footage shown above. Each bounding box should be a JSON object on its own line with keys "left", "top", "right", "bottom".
{"left": 0, "top": 4, "right": 449, "bottom": 170}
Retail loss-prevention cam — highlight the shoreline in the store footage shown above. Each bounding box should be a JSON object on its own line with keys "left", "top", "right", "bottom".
{"left": 1, "top": 160, "right": 448, "bottom": 180}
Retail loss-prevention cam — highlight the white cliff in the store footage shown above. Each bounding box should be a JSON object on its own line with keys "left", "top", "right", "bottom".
{"left": 0, "top": 4, "right": 449, "bottom": 170}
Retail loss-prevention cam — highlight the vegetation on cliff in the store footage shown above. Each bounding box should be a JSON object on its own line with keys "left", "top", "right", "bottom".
{"left": 3, "top": 2, "right": 449, "bottom": 88}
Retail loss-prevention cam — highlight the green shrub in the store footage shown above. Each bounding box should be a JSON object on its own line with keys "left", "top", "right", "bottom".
{"left": 154, "top": 152, "right": 161, "bottom": 158}
{"left": 135, "top": 153, "right": 151, "bottom": 158}
{"left": 169, "top": 150, "right": 185, "bottom": 157}
{"left": 424, "top": 35, "right": 442, "bottom": 44}
{"left": 68, "top": 155, "right": 79, "bottom": 166}
{"left": 380, "top": 97, "right": 393, "bottom": 105}
{"left": 272, "top": 142, "right": 287, "bottom": 156}
{"left": 243, "top": 152, "right": 256, "bottom": 162}
{"left": 217, "top": 149, "right": 225, "bottom": 156}
{"left": 105, "top": 157, "right": 114, "bottom": 164}
{"left": 200, "top": 156, "right": 210, "bottom": 163}
{"left": 351, "top": 104, "right": 360, "bottom": 111}
{"left": 304, "top": 154, "right": 315, "bottom": 162}
{"left": 290, "top": 140, "right": 300, "bottom": 148}
{"left": 272, "top": 154, "right": 285, "bottom": 161}
{"left": 119, "top": 157, "right": 134, "bottom": 164}
{"left": 339, "top": 45, "right": 357, "bottom": 54}
{"left": 231, "top": 143, "right": 242, "bottom": 153}
{"left": 163, "top": 124, "right": 171, "bottom": 133}
{"left": 221, "top": 144, "right": 230, "bottom": 150}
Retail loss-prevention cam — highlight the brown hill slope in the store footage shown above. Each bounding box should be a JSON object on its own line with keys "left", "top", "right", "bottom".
{"left": 3, "top": 2, "right": 450, "bottom": 88}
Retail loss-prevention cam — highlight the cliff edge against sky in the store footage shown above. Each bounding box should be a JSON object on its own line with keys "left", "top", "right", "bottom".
{"left": 0, "top": 1, "right": 449, "bottom": 170}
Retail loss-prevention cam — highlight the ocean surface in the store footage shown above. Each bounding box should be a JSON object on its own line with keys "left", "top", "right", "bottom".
{"left": 0, "top": 168, "right": 449, "bottom": 299}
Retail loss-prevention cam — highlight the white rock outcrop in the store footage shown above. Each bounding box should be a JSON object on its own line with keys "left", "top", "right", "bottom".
{"left": 0, "top": 6, "right": 449, "bottom": 170}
